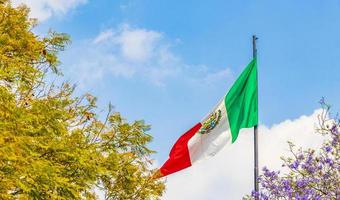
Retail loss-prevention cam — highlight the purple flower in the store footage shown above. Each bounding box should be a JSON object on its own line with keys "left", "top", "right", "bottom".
{"left": 315, "top": 195, "right": 322, "bottom": 200}
{"left": 330, "top": 124, "right": 338, "bottom": 135}
{"left": 295, "top": 193, "right": 309, "bottom": 200}
{"left": 306, "top": 166, "right": 316, "bottom": 173}
{"left": 325, "top": 146, "right": 332, "bottom": 152}
{"left": 325, "top": 158, "right": 334, "bottom": 166}
{"left": 323, "top": 173, "right": 330, "bottom": 179}
{"left": 262, "top": 167, "right": 278, "bottom": 179}
{"left": 251, "top": 190, "right": 259, "bottom": 198}
{"left": 296, "top": 179, "right": 308, "bottom": 187}
{"left": 262, "top": 166, "right": 268, "bottom": 172}
{"left": 319, "top": 97, "right": 325, "bottom": 105}
{"left": 331, "top": 137, "right": 338, "bottom": 146}
{"left": 260, "top": 193, "right": 269, "bottom": 200}
{"left": 306, "top": 155, "right": 313, "bottom": 164}
{"left": 282, "top": 179, "right": 291, "bottom": 191}
{"left": 289, "top": 160, "right": 299, "bottom": 169}
{"left": 298, "top": 154, "right": 304, "bottom": 160}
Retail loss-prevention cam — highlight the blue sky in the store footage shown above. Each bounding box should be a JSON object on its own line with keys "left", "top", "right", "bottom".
{"left": 16, "top": 0, "right": 340, "bottom": 199}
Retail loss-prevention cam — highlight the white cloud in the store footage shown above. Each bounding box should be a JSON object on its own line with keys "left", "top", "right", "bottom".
{"left": 161, "top": 109, "right": 324, "bottom": 200}
{"left": 92, "top": 24, "right": 162, "bottom": 63}
{"left": 203, "top": 68, "right": 233, "bottom": 85}
{"left": 117, "top": 26, "right": 162, "bottom": 62}
{"left": 12, "top": 0, "right": 86, "bottom": 21}
{"left": 93, "top": 30, "right": 114, "bottom": 44}
{"left": 63, "top": 24, "right": 234, "bottom": 87}
{"left": 64, "top": 24, "right": 181, "bottom": 86}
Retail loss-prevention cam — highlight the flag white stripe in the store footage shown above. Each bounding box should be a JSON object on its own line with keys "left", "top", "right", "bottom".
{"left": 188, "top": 99, "right": 232, "bottom": 164}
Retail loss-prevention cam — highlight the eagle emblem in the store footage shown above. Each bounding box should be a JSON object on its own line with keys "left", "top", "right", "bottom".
{"left": 198, "top": 109, "right": 222, "bottom": 134}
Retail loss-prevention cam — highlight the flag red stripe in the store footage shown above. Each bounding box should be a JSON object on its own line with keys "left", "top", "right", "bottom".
{"left": 160, "top": 123, "right": 202, "bottom": 176}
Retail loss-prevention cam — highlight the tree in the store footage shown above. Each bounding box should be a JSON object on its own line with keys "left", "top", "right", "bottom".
{"left": 244, "top": 99, "right": 339, "bottom": 200}
{"left": 0, "top": 1, "right": 164, "bottom": 199}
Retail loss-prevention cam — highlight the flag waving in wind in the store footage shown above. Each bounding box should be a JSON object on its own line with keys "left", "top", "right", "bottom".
{"left": 157, "top": 58, "right": 258, "bottom": 177}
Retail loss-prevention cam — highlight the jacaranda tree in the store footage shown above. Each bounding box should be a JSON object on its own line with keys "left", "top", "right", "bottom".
{"left": 244, "top": 99, "right": 339, "bottom": 200}
{"left": 0, "top": 1, "right": 164, "bottom": 199}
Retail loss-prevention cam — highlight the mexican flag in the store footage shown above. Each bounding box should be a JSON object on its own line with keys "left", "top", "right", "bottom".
{"left": 157, "top": 58, "right": 258, "bottom": 177}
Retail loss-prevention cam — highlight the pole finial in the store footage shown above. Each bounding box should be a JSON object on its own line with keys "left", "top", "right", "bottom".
{"left": 252, "top": 35, "right": 258, "bottom": 59}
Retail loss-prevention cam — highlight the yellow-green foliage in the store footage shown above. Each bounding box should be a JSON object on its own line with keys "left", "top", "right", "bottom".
{"left": 0, "top": 1, "right": 164, "bottom": 199}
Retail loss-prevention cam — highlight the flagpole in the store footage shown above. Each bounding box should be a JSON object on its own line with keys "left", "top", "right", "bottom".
{"left": 252, "top": 35, "right": 259, "bottom": 199}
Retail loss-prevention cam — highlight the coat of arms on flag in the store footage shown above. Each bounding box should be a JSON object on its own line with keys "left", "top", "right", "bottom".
{"left": 198, "top": 110, "right": 222, "bottom": 134}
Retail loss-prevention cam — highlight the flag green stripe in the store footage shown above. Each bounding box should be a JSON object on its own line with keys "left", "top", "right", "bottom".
{"left": 225, "top": 58, "right": 258, "bottom": 143}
